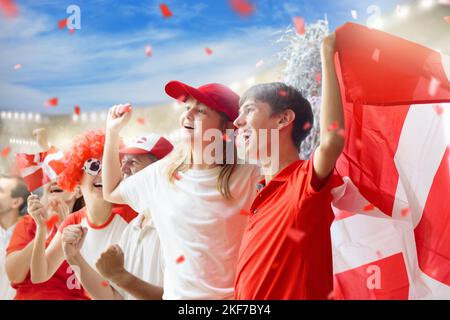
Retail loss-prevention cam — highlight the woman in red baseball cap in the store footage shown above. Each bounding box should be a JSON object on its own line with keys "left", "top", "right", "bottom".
{"left": 101, "top": 81, "right": 261, "bottom": 300}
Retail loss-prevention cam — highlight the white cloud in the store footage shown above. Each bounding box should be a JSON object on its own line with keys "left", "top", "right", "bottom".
{"left": 0, "top": 4, "right": 284, "bottom": 114}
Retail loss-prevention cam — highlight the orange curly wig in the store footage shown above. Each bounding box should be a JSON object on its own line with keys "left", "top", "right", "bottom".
{"left": 58, "top": 130, "right": 106, "bottom": 192}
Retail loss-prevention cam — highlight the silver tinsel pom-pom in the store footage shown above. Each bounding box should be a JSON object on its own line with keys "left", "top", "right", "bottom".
{"left": 277, "top": 18, "right": 329, "bottom": 160}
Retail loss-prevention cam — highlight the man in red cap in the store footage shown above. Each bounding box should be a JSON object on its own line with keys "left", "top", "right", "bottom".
{"left": 120, "top": 134, "right": 173, "bottom": 179}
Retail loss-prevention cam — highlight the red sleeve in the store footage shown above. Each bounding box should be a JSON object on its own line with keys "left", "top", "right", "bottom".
{"left": 58, "top": 210, "right": 84, "bottom": 233}
{"left": 113, "top": 204, "right": 138, "bottom": 223}
{"left": 6, "top": 215, "right": 36, "bottom": 255}
{"left": 303, "top": 152, "right": 337, "bottom": 194}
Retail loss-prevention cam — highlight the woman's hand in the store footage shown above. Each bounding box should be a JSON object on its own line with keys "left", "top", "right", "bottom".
{"left": 62, "top": 225, "right": 87, "bottom": 263}
{"left": 27, "top": 194, "right": 47, "bottom": 229}
{"left": 106, "top": 104, "right": 133, "bottom": 135}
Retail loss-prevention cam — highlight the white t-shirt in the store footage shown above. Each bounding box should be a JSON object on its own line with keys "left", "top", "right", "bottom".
{"left": 0, "top": 224, "right": 16, "bottom": 300}
{"left": 111, "top": 214, "right": 164, "bottom": 300}
{"left": 120, "top": 159, "right": 260, "bottom": 300}
{"left": 59, "top": 206, "right": 137, "bottom": 269}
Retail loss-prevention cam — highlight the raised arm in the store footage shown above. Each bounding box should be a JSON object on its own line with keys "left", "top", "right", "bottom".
{"left": 32, "top": 128, "right": 51, "bottom": 152}
{"left": 95, "top": 245, "right": 163, "bottom": 300}
{"left": 62, "top": 226, "right": 123, "bottom": 300}
{"left": 102, "top": 104, "right": 133, "bottom": 204}
{"left": 313, "top": 32, "right": 345, "bottom": 179}
{"left": 28, "top": 195, "right": 66, "bottom": 283}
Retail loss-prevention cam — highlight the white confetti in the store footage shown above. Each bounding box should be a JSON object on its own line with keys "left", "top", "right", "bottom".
{"left": 372, "top": 48, "right": 380, "bottom": 62}
{"left": 428, "top": 77, "right": 440, "bottom": 96}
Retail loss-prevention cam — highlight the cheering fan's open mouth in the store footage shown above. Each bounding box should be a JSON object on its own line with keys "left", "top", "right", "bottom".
{"left": 49, "top": 185, "right": 64, "bottom": 194}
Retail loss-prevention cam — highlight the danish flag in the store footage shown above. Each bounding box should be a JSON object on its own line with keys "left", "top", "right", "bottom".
{"left": 15, "top": 147, "right": 65, "bottom": 192}
{"left": 331, "top": 23, "right": 450, "bottom": 299}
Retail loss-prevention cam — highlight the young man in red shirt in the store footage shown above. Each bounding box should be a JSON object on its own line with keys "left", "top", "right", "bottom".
{"left": 233, "top": 33, "right": 344, "bottom": 299}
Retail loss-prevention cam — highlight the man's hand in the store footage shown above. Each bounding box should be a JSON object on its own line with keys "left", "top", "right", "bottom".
{"left": 62, "top": 225, "right": 87, "bottom": 263}
{"left": 321, "top": 32, "right": 336, "bottom": 55}
{"left": 28, "top": 195, "right": 47, "bottom": 229}
{"left": 32, "top": 128, "right": 51, "bottom": 151}
{"left": 106, "top": 104, "right": 133, "bottom": 134}
{"left": 95, "top": 245, "right": 127, "bottom": 284}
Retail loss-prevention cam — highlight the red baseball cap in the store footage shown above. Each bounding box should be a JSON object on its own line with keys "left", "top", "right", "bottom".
{"left": 165, "top": 81, "right": 240, "bottom": 121}
{"left": 119, "top": 134, "right": 173, "bottom": 159}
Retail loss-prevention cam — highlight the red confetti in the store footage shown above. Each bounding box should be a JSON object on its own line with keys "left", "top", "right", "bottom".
{"left": 363, "top": 203, "right": 375, "bottom": 212}
{"left": 355, "top": 139, "right": 363, "bottom": 150}
{"left": 372, "top": 48, "right": 380, "bottom": 62}
{"left": 0, "top": 0, "right": 18, "bottom": 17}
{"left": 58, "top": 18, "right": 67, "bottom": 29}
{"left": 315, "top": 73, "right": 321, "bottom": 84}
{"left": 14, "top": 63, "right": 21, "bottom": 70}
{"left": 286, "top": 228, "right": 305, "bottom": 243}
{"left": 69, "top": 28, "right": 75, "bottom": 34}
{"left": 292, "top": 16, "right": 305, "bottom": 35}
{"left": 173, "top": 171, "right": 182, "bottom": 180}
{"left": 74, "top": 105, "right": 81, "bottom": 115}
{"left": 401, "top": 207, "right": 410, "bottom": 217}
{"left": 145, "top": 45, "right": 152, "bottom": 57}
{"left": 335, "top": 209, "right": 355, "bottom": 220}
{"left": 431, "top": 268, "right": 438, "bottom": 277}
{"left": 205, "top": 47, "right": 213, "bottom": 55}
{"left": 376, "top": 250, "right": 383, "bottom": 258}
{"left": 176, "top": 255, "right": 185, "bottom": 264}
{"left": 327, "top": 121, "right": 339, "bottom": 132}
{"left": 239, "top": 209, "right": 250, "bottom": 216}
{"left": 45, "top": 97, "right": 59, "bottom": 107}
{"left": 222, "top": 133, "right": 232, "bottom": 142}
{"left": 159, "top": 3, "right": 172, "bottom": 18}
{"left": 118, "top": 104, "right": 132, "bottom": 116}
{"left": 433, "top": 104, "right": 443, "bottom": 116}
{"left": 327, "top": 290, "right": 334, "bottom": 300}
{"left": 137, "top": 118, "right": 145, "bottom": 125}
{"left": 229, "top": 0, "right": 254, "bottom": 17}
{"left": 1, "top": 146, "right": 11, "bottom": 158}
{"left": 101, "top": 281, "right": 109, "bottom": 287}
{"left": 303, "top": 122, "right": 312, "bottom": 130}
{"left": 444, "top": 16, "right": 450, "bottom": 24}
{"left": 278, "top": 90, "right": 287, "bottom": 97}
{"left": 45, "top": 213, "right": 59, "bottom": 230}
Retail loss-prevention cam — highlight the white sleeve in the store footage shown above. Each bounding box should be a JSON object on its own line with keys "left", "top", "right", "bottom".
{"left": 119, "top": 163, "right": 156, "bottom": 214}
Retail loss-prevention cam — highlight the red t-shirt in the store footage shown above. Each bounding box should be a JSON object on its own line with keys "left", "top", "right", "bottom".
{"left": 6, "top": 215, "right": 90, "bottom": 300}
{"left": 234, "top": 158, "right": 336, "bottom": 300}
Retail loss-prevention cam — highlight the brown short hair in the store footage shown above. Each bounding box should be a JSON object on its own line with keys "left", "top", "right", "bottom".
{"left": 0, "top": 173, "right": 30, "bottom": 215}
{"left": 240, "top": 82, "right": 313, "bottom": 151}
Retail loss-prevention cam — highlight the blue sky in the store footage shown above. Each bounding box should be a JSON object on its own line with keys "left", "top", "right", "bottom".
{"left": 0, "top": 0, "right": 405, "bottom": 114}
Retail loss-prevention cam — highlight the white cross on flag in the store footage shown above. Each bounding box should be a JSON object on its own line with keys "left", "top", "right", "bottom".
{"left": 15, "top": 147, "right": 65, "bottom": 192}
{"left": 331, "top": 23, "right": 450, "bottom": 299}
